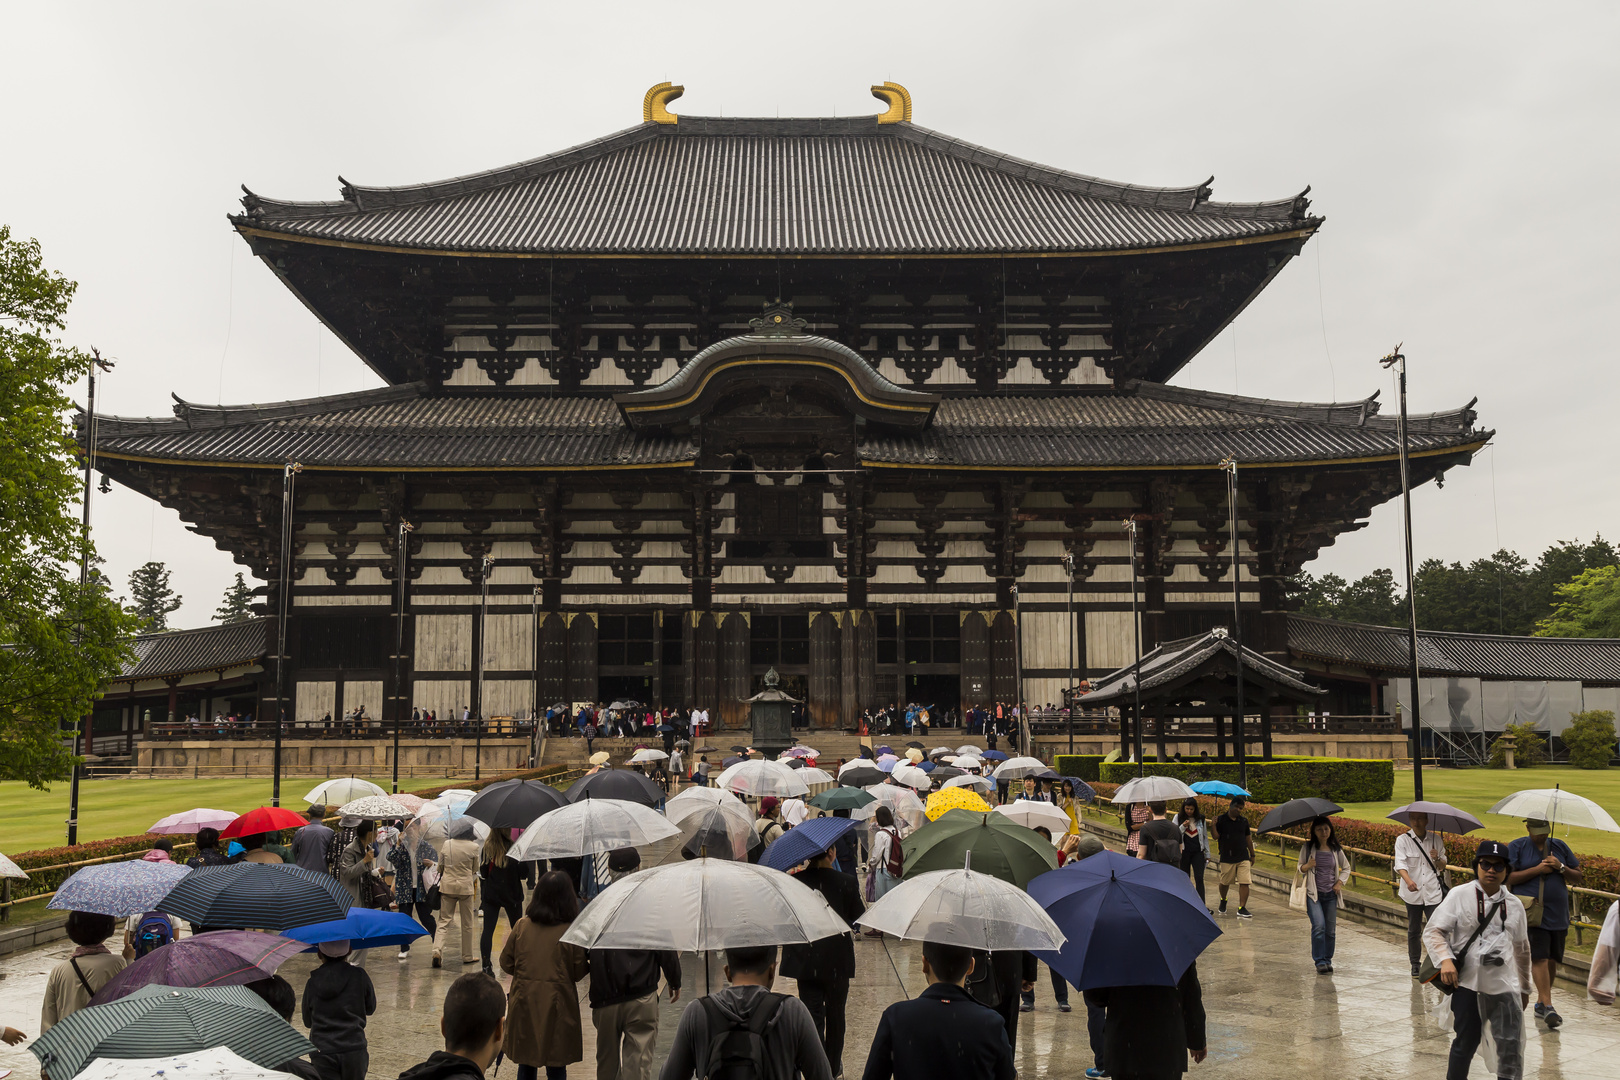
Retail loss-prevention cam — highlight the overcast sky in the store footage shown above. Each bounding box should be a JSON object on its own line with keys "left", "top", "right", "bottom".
{"left": 4, "top": 2, "right": 1615, "bottom": 628}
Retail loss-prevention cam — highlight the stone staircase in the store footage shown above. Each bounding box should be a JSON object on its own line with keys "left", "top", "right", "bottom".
{"left": 538, "top": 728, "right": 974, "bottom": 770}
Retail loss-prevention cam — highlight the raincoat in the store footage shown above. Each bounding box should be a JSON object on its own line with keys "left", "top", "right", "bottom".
{"left": 1424, "top": 881, "right": 1531, "bottom": 1080}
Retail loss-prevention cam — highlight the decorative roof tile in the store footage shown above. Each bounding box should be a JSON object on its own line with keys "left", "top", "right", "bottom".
{"left": 1287, "top": 615, "right": 1620, "bottom": 683}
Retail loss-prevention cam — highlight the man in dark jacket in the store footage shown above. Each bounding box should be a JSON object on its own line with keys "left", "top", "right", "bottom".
{"left": 862, "top": 941, "right": 1014, "bottom": 1080}
{"left": 590, "top": 849, "right": 681, "bottom": 1080}
{"left": 398, "top": 972, "right": 506, "bottom": 1080}
{"left": 1083, "top": 960, "right": 1207, "bottom": 1079}
{"left": 966, "top": 948, "right": 1038, "bottom": 1055}
{"left": 658, "top": 945, "right": 831, "bottom": 1080}
{"left": 781, "top": 847, "right": 865, "bottom": 1077}
{"left": 291, "top": 806, "right": 336, "bottom": 875}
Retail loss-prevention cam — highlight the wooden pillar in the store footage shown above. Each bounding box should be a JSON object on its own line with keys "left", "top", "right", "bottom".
{"left": 857, "top": 612, "right": 877, "bottom": 721}
{"left": 651, "top": 610, "right": 664, "bottom": 708}
{"left": 840, "top": 612, "right": 859, "bottom": 726}
{"left": 894, "top": 609, "right": 908, "bottom": 706}
{"left": 718, "top": 612, "right": 750, "bottom": 728}
{"left": 1154, "top": 706, "right": 1166, "bottom": 764}
{"left": 689, "top": 612, "right": 718, "bottom": 718}
{"left": 1215, "top": 710, "right": 1227, "bottom": 760}
{"left": 809, "top": 612, "right": 841, "bottom": 728}
{"left": 565, "top": 613, "right": 597, "bottom": 705}
{"left": 959, "top": 611, "right": 990, "bottom": 709}
{"left": 1261, "top": 695, "right": 1274, "bottom": 760}
{"left": 166, "top": 681, "right": 178, "bottom": 723}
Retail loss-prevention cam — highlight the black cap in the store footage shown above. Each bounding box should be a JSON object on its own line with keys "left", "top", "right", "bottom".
{"left": 1474, "top": 839, "right": 1512, "bottom": 867}
{"left": 607, "top": 847, "right": 641, "bottom": 873}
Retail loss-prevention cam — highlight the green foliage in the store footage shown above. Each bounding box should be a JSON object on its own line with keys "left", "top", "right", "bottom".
{"left": 1052, "top": 754, "right": 1106, "bottom": 782}
{"left": 127, "top": 560, "right": 181, "bottom": 632}
{"left": 1487, "top": 722, "right": 1548, "bottom": 769}
{"left": 1535, "top": 565, "right": 1620, "bottom": 638}
{"left": 0, "top": 226, "right": 140, "bottom": 789}
{"left": 1562, "top": 710, "right": 1617, "bottom": 770}
{"left": 214, "top": 572, "right": 256, "bottom": 624}
{"left": 1095, "top": 757, "right": 1394, "bottom": 802}
{"left": 1292, "top": 568, "right": 1403, "bottom": 626}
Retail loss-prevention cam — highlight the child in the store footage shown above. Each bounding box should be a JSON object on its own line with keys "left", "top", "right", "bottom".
{"left": 301, "top": 940, "right": 376, "bottom": 1080}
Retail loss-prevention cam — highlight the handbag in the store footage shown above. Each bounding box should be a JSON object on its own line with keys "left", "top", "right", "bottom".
{"left": 1289, "top": 868, "right": 1308, "bottom": 912}
{"left": 426, "top": 883, "right": 442, "bottom": 912}
{"left": 1419, "top": 896, "right": 1505, "bottom": 996}
{"left": 1524, "top": 876, "right": 1544, "bottom": 928}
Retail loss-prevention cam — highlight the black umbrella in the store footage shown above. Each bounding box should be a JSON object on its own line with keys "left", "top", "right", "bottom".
{"left": 157, "top": 864, "right": 351, "bottom": 932}
{"left": 931, "top": 766, "right": 967, "bottom": 783}
{"left": 730, "top": 745, "right": 750, "bottom": 753}
{"left": 1256, "top": 797, "right": 1344, "bottom": 834}
{"left": 465, "top": 779, "right": 568, "bottom": 830}
{"left": 657, "top": 723, "right": 676, "bottom": 733}
{"left": 840, "top": 766, "right": 885, "bottom": 788}
{"left": 906, "top": 741, "right": 926, "bottom": 749}
{"left": 721, "top": 755, "right": 746, "bottom": 768}
{"left": 694, "top": 746, "right": 719, "bottom": 753}
{"left": 564, "top": 768, "right": 664, "bottom": 807}
{"left": 781, "top": 757, "right": 806, "bottom": 770}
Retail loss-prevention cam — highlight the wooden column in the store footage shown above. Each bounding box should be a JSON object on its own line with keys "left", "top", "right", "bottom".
{"left": 718, "top": 613, "right": 750, "bottom": 728}
{"left": 566, "top": 613, "right": 597, "bottom": 705}
{"left": 651, "top": 610, "right": 664, "bottom": 708}
{"left": 840, "top": 610, "right": 872, "bottom": 726}
{"left": 809, "top": 612, "right": 841, "bottom": 728}
{"left": 689, "top": 613, "right": 719, "bottom": 718}
{"left": 1261, "top": 695, "right": 1274, "bottom": 760}
{"left": 1215, "top": 710, "right": 1227, "bottom": 760}
{"left": 959, "top": 611, "right": 990, "bottom": 709}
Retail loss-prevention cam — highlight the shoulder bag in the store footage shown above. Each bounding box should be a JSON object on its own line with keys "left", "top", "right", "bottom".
{"left": 1400, "top": 833, "right": 1450, "bottom": 902}
{"left": 1524, "top": 875, "right": 1544, "bottom": 928}
{"left": 1419, "top": 893, "right": 1506, "bottom": 996}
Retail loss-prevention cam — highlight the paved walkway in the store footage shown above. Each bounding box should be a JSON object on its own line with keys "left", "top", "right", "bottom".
{"left": 2, "top": 884, "right": 1615, "bottom": 1079}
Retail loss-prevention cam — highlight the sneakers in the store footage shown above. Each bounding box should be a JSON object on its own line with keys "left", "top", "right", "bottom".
{"left": 398, "top": 949, "right": 409, "bottom": 961}
{"left": 1019, "top": 1002, "right": 1034, "bottom": 1013}
{"left": 1218, "top": 899, "right": 1228, "bottom": 914}
{"left": 1540, "top": 1004, "right": 1563, "bottom": 1029}
{"left": 1236, "top": 906, "right": 1252, "bottom": 919}
{"left": 431, "top": 955, "right": 442, "bottom": 969}
{"left": 1058, "top": 1002, "right": 1073, "bottom": 1013}
{"left": 1085, "top": 1069, "right": 1110, "bottom": 1079}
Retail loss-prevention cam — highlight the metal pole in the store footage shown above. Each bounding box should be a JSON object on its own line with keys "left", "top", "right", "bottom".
{"left": 69, "top": 351, "right": 112, "bottom": 845}
{"left": 1125, "top": 519, "right": 1144, "bottom": 777}
{"left": 531, "top": 585, "right": 541, "bottom": 768}
{"left": 1063, "top": 552, "right": 1076, "bottom": 754}
{"left": 475, "top": 553, "right": 492, "bottom": 780}
{"left": 391, "top": 519, "right": 412, "bottom": 793}
{"left": 273, "top": 462, "right": 302, "bottom": 808}
{"left": 1011, "top": 583, "right": 1024, "bottom": 752}
{"left": 1222, "top": 457, "right": 1248, "bottom": 789}
{"left": 1381, "top": 345, "right": 1424, "bottom": 800}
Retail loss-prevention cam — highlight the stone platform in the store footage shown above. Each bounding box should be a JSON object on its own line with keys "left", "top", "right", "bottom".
{"left": 133, "top": 737, "right": 533, "bottom": 777}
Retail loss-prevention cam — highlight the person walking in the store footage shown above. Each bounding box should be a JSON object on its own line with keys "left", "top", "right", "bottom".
{"left": 1296, "top": 816, "right": 1350, "bottom": 973}
{"left": 753, "top": 797, "right": 788, "bottom": 859}
{"left": 301, "top": 941, "right": 376, "bottom": 1080}
{"left": 1214, "top": 797, "right": 1254, "bottom": 919}
{"left": 657, "top": 945, "right": 832, "bottom": 1080}
{"left": 336, "top": 820, "right": 379, "bottom": 907}
{"left": 480, "top": 830, "right": 527, "bottom": 977}
{"left": 1174, "top": 798, "right": 1211, "bottom": 911}
{"left": 865, "top": 806, "right": 905, "bottom": 925}
{"left": 41, "top": 911, "right": 128, "bottom": 1032}
{"left": 292, "top": 806, "right": 336, "bottom": 874}
{"left": 1395, "top": 810, "right": 1448, "bottom": 978}
{"left": 1122, "top": 803, "right": 1150, "bottom": 858}
{"left": 861, "top": 941, "right": 1015, "bottom": 1080}
{"left": 433, "top": 827, "right": 484, "bottom": 969}
{"left": 588, "top": 850, "right": 680, "bottom": 1080}
{"left": 1507, "top": 817, "right": 1582, "bottom": 1029}
{"left": 1136, "top": 801, "right": 1182, "bottom": 866}
{"left": 187, "top": 826, "right": 230, "bottom": 868}
{"left": 501, "top": 872, "right": 591, "bottom": 1080}
{"left": 390, "top": 832, "right": 437, "bottom": 961}
{"left": 1587, "top": 897, "right": 1618, "bottom": 1006}
{"left": 583, "top": 720, "right": 598, "bottom": 756}
{"left": 1426, "top": 839, "right": 1531, "bottom": 1080}
{"left": 1082, "top": 960, "right": 1206, "bottom": 1080}
{"left": 781, "top": 844, "right": 865, "bottom": 1078}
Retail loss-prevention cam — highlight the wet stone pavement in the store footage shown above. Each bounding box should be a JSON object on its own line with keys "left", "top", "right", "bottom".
{"left": 2, "top": 883, "right": 1618, "bottom": 1079}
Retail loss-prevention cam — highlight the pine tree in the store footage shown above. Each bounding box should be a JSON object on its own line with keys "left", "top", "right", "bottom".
{"left": 128, "top": 561, "right": 182, "bottom": 632}
{"left": 214, "top": 572, "right": 256, "bottom": 623}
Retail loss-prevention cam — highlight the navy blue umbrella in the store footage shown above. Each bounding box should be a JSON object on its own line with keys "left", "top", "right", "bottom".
{"left": 284, "top": 908, "right": 431, "bottom": 951}
{"left": 759, "top": 817, "right": 857, "bottom": 873}
{"left": 157, "top": 863, "right": 352, "bottom": 932}
{"left": 1028, "top": 849, "right": 1220, "bottom": 989}
{"left": 981, "top": 750, "right": 1009, "bottom": 762}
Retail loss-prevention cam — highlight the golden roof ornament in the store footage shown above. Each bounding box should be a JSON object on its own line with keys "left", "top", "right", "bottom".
{"left": 870, "top": 81, "right": 912, "bottom": 124}
{"left": 643, "top": 82, "right": 683, "bottom": 125}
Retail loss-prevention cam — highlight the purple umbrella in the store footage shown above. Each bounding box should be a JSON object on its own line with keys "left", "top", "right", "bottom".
{"left": 91, "top": 930, "right": 304, "bottom": 1003}
{"left": 1387, "top": 801, "right": 1484, "bottom": 835}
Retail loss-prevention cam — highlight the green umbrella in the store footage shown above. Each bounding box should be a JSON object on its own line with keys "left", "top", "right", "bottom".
{"left": 901, "top": 808, "right": 1060, "bottom": 887}
{"left": 808, "top": 788, "right": 877, "bottom": 812}
{"left": 30, "top": 984, "right": 312, "bottom": 1079}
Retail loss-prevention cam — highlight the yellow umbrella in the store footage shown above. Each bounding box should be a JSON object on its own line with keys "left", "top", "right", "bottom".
{"left": 925, "top": 787, "right": 993, "bottom": 821}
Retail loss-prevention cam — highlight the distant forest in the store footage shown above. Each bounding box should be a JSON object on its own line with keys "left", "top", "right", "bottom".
{"left": 1292, "top": 536, "right": 1618, "bottom": 637}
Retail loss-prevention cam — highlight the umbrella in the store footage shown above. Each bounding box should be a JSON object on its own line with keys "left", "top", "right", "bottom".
{"left": 664, "top": 786, "right": 748, "bottom": 826}
{"left": 658, "top": 723, "right": 676, "bottom": 734}
{"left": 807, "top": 788, "right": 876, "bottom": 812}
{"left": 589, "top": 751, "right": 611, "bottom": 765}
{"left": 1256, "top": 797, "right": 1344, "bottom": 834}
{"left": 301, "top": 778, "right": 386, "bottom": 806}
{"left": 0, "top": 849, "right": 27, "bottom": 880}
{"left": 75, "top": 1047, "right": 296, "bottom": 1080}
{"left": 628, "top": 748, "right": 669, "bottom": 764}
{"left": 693, "top": 746, "right": 720, "bottom": 753}
{"left": 565, "top": 769, "right": 665, "bottom": 807}
{"left": 147, "top": 809, "right": 238, "bottom": 836}
{"left": 980, "top": 750, "right": 1009, "bottom": 762}
{"left": 715, "top": 759, "right": 810, "bottom": 799}
{"left": 929, "top": 747, "right": 954, "bottom": 758}
{"left": 904, "top": 749, "right": 925, "bottom": 764}
{"left": 1109, "top": 776, "right": 1198, "bottom": 804}
{"left": 916, "top": 761, "right": 937, "bottom": 773}
{"left": 29, "top": 984, "right": 313, "bottom": 1080}
{"left": 875, "top": 745, "right": 895, "bottom": 756}
{"left": 1487, "top": 787, "right": 1620, "bottom": 832}
{"left": 49, "top": 861, "right": 192, "bottom": 917}
{"left": 509, "top": 797, "right": 679, "bottom": 860}
{"left": 759, "top": 817, "right": 857, "bottom": 873}
{"left": 391, "top": 793, "right": 428, "bottom": 813}
{"left": 889, "top": 764, "right": 932, "bottom": 792}
{"left": 930, "top": 766, "right": 966, "bottom": 783}
{"left": 1058, "top": 777, "right": 1097, "bottom": 804}
{"left": 956, "top": 745, "right": 985, "bottom": 756}
{"left": 464, "top": 779, "right": 568, "bottom": 830}
{"left": 283, "top": 908, "right": 431, "bottom": 951}
{"left": 220, "top": 807, "right": 307, "bottom": 840}
{"left": 156, "top": 864, "right": 352, "bottom": 932}
{"left": 796, "top": 767, "right": 835, "bottom": 786}
{"left": 1189, "top": 781, "right": 1251, "bottom": 798}
{"left": 925, "top": 787, "right": 993, "bottom": 821}
{"left": 996, "top": 800, "right": 1072, "bottom": 834}
{"left": 335, "top": 795, "right": 412, "bottom": 820}
{"left": 786, "top": 745, "right": 820, "bottom": 758}
{"left": 857, "top": 861, "right": 1067, "bottom": 952}
{"left": 952, "top": 756, "right": 984, "bottom": 772}
{"left": 93, "top": 931, "right": 303, "bottom": 1004}
{"left": 838, "top": 766, "right": 885, "bottom": 788}
{"left": 902, "top": 809, "right": 1060, "bottom": 887}
{"left": 676, "top": 803, "right": 760, "bottom": 861}
{"left": 608, "top": 699, "right": 641, "bottom": 710}
{"left": 992, "top": 756, "right": 1048, "bottom": 780}
{"left": 560, "top": 858, "right": 852, "bottom": 952}
{"left": 942, "top": 774, "right": 996, "bottom": 795}
{"left": 406, "top": 794, "right": 491, "bottom": 847}
{"left": 721, "top": 755, "right": 746, "bottom": 768}
{"left": 1387, "top": 801, "right": 1484, "bottom": 835}
{"left": 905, "top": 741, "right": 925, "bottom": 749}
{"left": 779, "top": 757, "right": 806, "bottom": 770}
{"left": 857, "top": 785, "right": 928, "bottom": 831}
{"left": 1030, "top": 850, "right": 1220, "bottom": 989}
{"left": 730, "top": 745, "right": 750, "bottom": 753}
{"left": 876, "top": 754, "right": 900, "bottom": 773}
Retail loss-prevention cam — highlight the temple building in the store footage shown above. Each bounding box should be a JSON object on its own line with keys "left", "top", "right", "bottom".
{"left": 86, "top": 82, "right": 1490, "bottom": 734}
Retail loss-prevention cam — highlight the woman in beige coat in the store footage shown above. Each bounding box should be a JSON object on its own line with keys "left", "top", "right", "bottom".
{"left": 41, "top": 912, "right": 128, "bottom": 1032}
{"left": 500, "top": 871, "right": 589, "bottom": 1080}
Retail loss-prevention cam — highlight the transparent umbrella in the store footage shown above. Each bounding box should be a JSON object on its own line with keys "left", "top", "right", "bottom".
{"left": 796, "top": 767, "right": 836, "bottom": 787}
{"left": 628, "top": 748, "right": 668, "bottom": 764}
{"left": 405, "top": 794, "right": 490, "bottom": 848}
{"left": 1110, "top": 775, "right": 1198, "bottom": 804}
{"left": 301, "top": 778, "right": 386, "bottom": 806}
{"left": 509, "top": 796, "right": 679, "bottom": 860}
{"left": 665, "top": 786, "right": 748, "bottom": 827}
{"left": 855, "top": 785, "right": 927, "bottom": 831}
{"left": 715, "top": 759, "right": 810, "bottom": 799}
{"left": 991, "top": 756, "right": 1049, "bottom": 781}
{"left": 889, "top": 764, "right": 933, "bottom": 792}
{"left": 996, "top": 800, "right": 1072, "bottom": 834}
{"left": 942, "top": 774, "right": 996, "bottom": 795}
{"left": 856, "top": 855, "right": 1067, "bottom": 951}
{"left": 676, "top": 804, "right": 759, "bottom": 861}
{"left": 1488, "top": 787, "right": 1620, "bottom": 832}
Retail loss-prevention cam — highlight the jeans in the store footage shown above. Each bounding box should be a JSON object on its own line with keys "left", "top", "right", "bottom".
{"left": 1448, "top": 985, "right": 1523, "bottom": 1080}
{"left": 516, "top": 1066, "right": 567, "bottom": 1080}
{"left": 1019, "top": 965, "right": 1070, "bottom": 1008}
{"left": 1180, "top": 851, "right": 1207, "bottom": 905}
{"left": 798, "top": 976, "right": 851, "bottom": 1074}
{"left": 480, "top": 901, "right": 521, "bottom": 965}
{"left": 1307, "top": 892, "right": 1339, "bottom": 966}
{"left": 1406, "top": 902, "right": 1438, "bottom": 967}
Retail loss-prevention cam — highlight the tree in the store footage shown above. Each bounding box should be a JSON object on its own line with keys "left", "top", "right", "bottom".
{"left": 1292, "top": 568, "right": 1403, "bottom": 626}
{"left": 1562, "top": 710, "right": 1616, "bottom": 769}
{"left": 127, "top": 560, "right": 182, "bottom": 632}
{"left": 1487, "top": 722, "right": 1548, "bottom": 769}
{"left": 0, "top": 225, "right": 139, "bottom": 788}
{"left": 1535, "top": 565, "right": 1620, "bottom": 638}
{"left": 214, "top": 572, "right": 255, "bottom": 623}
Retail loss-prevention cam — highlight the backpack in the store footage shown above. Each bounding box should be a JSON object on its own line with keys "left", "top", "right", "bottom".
{"left": 699, "top": 992, "right": 784, "bottom": 1080}
{"left": 1146, "top": 821, "right": 1182, "bottom": 866}
{"left": 132, "top": 912, "right": 175, "bottom": 957}
{"left": 877, "top": 827, "right": 904, "bottom": 877}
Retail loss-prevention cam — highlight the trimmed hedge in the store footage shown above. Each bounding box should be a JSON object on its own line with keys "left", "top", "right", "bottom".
{"left": 1096, "top": 757, "right": 1393, "bottom": 803}
{"left": 1053, "top": 755, "right": 1108, "bottom": 782}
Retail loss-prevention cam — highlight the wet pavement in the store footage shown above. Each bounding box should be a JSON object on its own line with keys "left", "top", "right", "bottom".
{"left": 2, "top": 883, "right": 1617, "bottom": 1078}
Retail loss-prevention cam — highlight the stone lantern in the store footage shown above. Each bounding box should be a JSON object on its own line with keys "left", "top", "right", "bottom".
{"left": 746, "top": 667, "right": 800, "bottom": 761}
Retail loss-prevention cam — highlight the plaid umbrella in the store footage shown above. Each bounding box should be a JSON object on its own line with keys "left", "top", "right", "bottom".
{"left": 156, "top": 863, "right": 351, "bottom": 931}
{"left": 49, "top": 861, "right": 192, "bottom": 917}
{"left": 0, "top": 849, "right": 28, "bottom": 880}
{"left": 93, "top": 931, "right": 304, "bottom": 1004}
{"left": 925, "top": 787, "right": 993, "bottom": 821}
{"left": 30, "top": 984, "right": 312, "bottom": 1079}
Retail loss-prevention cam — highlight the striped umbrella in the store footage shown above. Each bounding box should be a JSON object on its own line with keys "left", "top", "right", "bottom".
{"left": 49, "top": 861, "right": 192, "bottom": 917}
{"left": 93, "top": 931, "right": 305, "bottom": 1004}
{"left": 29, "top": 984, "right": 313, "bottom": 1079}
{"left": 0, "top": 849, "right": 27, "bottom": 880}
{"left": 156, "top": 863, "right": 351, "bottom": 931}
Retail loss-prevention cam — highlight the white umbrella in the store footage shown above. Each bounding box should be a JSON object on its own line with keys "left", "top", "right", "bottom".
{"left": 996, "top": 800, "right": 1072, "bottom": 834}
{"left": 0, "top": 850, "right": 28, "bottom": 880}
{"left": 509, "top": 797, "right": 679, "bottom": 860}
{"left": 838, "top": 758, "right": 879, "bottom": 777}
{"left": 302, "top": 778, "right": 386, "bottom": 806}
{"left": 952, "top": 756, "right": 984, "bottom": 771}
{"left": 675, "top": 803, "right": 760, "bottom": 861}
{"left": 991, "top": 756, "right": 1049, "bottom": 781}
{"left": 148, "top": 809, "right": 238, "bottom": 835}
{"left": 628, "top": 748, "right": 669, "bottom": 764}
{"left": 1488, "top": 788, "right": 1620, "bottom": 832}
{"left": 405, "top": 794, "right": 490, "bottom": 848}
{"left": 942, "top": 774, "right": 996, "bottom": 795}
{"left": 956, "top": 745, "right": 985, "bottom": 756}
{"left": 76, "top": 1047, "right": 297, "bottom": 1080}
{"left": 337, "top": 795, "right": 413, "bottom": 820}
{"left": 890, "top": 764, "right": 933, "bottom": 792}
{"left": 790, "top": 745, "right": 822, "bottom": 758}
{"left": 665, "top": 786, "right": 748, "bottom": 827}
{"left": 715, "top": 759, "right": 810, "bottom": 799}
{"left": 796, "top": 767, "right": 836, "bottom": 786}
{"left": 855, "top": 861, "right": 1067, "bottom": 951}
{"left": 856, "top": 784, "right": 927, "bottom": 831}
{"left": 560, "top": 858, "right": 852, "bottom": 951}
{"left": 1110, "top": 775, "right": 1198, "bottom": 804}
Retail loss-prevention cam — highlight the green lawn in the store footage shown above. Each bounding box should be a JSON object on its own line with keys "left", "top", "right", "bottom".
{"left": 1334, "top": 765, "right": 1620, "bottom": 860}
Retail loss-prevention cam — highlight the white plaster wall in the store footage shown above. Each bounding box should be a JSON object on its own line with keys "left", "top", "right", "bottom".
{"left": 1086, "top": 610, "right": 1139, "bottom": 670}
{"left": 413, "top": 680, "right": 471, "bottom": 719}
{"left": 295, "top": 680, "right": 336, "bottom": 726}
{"left": 344, "top": 680, "right": 384, "bottom": 726}
{"left": 415, "top": 615, "right": 472, "bottom": 670}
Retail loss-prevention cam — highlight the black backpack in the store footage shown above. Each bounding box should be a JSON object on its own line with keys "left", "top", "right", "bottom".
{"left": 1144, "top": 821, "right": 1181, "bottom": 866}
{"left": 699, "top": 992, "right": 784, "bottom": 1080}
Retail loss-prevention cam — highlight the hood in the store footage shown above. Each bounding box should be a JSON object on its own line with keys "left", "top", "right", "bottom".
{"left": 708, "top": 984, "right": 776, "bottom": 1025}
{"left": 141, "top": 850, "right": 173, "bottom": 862}
{"left": 397, "top": 1051, "right": 484, "bottom": 1080}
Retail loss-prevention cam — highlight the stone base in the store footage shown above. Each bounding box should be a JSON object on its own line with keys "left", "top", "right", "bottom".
{"left": 133, "top": 737, "right": 533, "bottom": 777}
{"left": 1033, "top": 732, "right": 1410, "bottom": 763}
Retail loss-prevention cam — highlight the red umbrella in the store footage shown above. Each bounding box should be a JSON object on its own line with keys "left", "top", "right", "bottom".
{"left": 220, "top": 806, "right": 307, "bottom": 838}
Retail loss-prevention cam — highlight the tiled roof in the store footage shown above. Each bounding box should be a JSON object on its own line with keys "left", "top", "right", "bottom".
{"left": 118, "top": 619, "right": 270, "bottom": 681}
{"left": 1287, "top": 615, "right": 1620, "bottom": 682}
{"left": 235, "top": 117, "right": 1318, "bottom": 256}
{"left": 1081, "top": 627, "right": 1323, "bottom": 706}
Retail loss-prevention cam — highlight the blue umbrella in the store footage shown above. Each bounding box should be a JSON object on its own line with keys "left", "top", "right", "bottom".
{"left": 284, "top": 908, "right": 431, "bottom": 951}
{"left": 917, "top": 760, "right": 937, "bottom": 773}
{"left": 980, "top": 750, "right": 1009, "bottom": 762}
{"left": 50, "top": 860, "right": 192, "bottom": 917}
{"left": 759, "top": 817, "right": 857, "bottom": 873}
{"left": 1029, "top": 849, "right": 1220, "bottom": 989}
{"left": 1060, "top": 777, "right": 1097, "bottom": 804}
{"left": 1189, "top": 781, "right": 1251, "bottom": 798}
